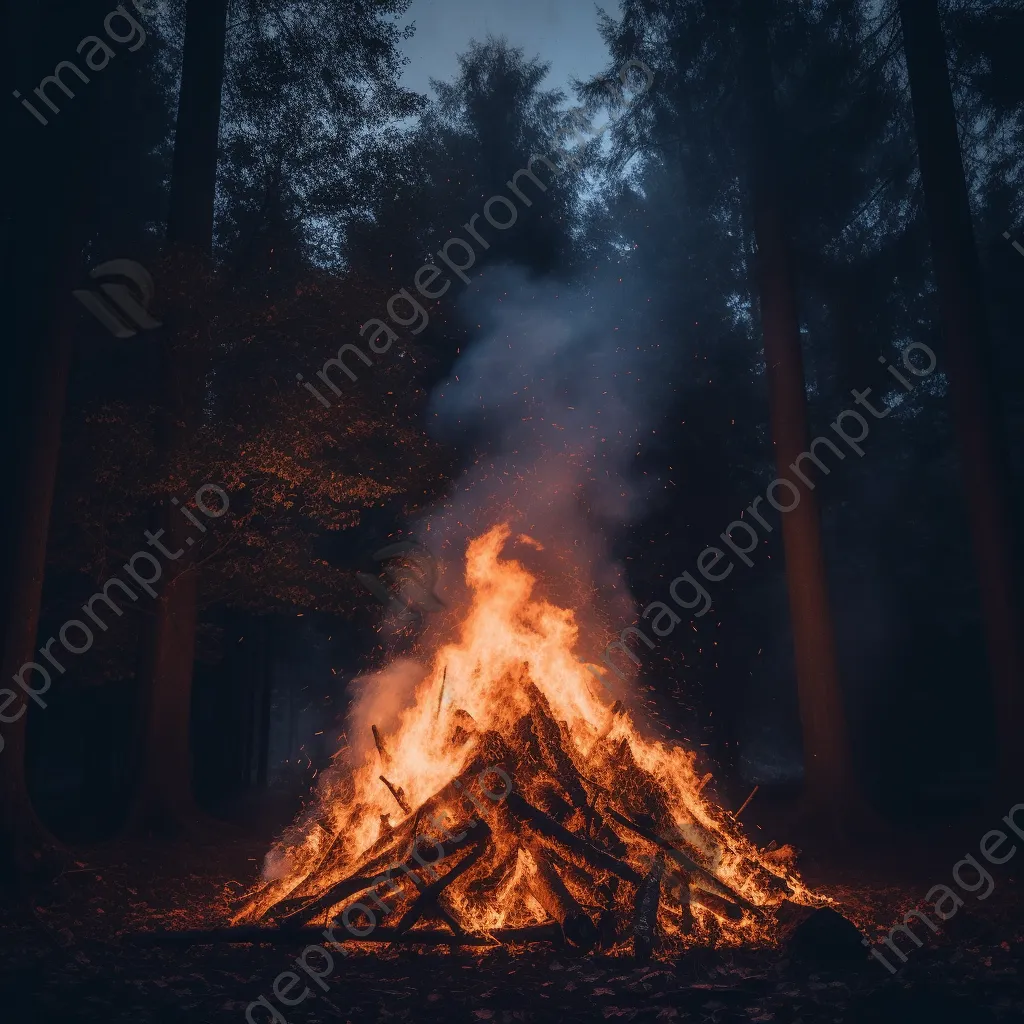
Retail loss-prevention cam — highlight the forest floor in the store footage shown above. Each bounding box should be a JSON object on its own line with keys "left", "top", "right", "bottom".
{"left": 0, "top": 806, "right": 1022, "bottom": 1024}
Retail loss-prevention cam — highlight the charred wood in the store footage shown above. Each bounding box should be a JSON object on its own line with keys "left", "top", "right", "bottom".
{"left": 506, "top": 790, "right": 641, "bottom": 885}
{"left": 532, "top": 778, "right": 574, "bottom": 823}
{"left": 273, "top": 825, "right": 480, "bottom": 925}
{"left": 524, "top": 839, "right": 598, "bottom": 950}
{"left": 126, "top": 924, "right": 564, "bottom": 947}
{"left": 396, "top": 824, "right": 492, "bottom": 934}
{"left": 605, "top": 807, "right": 760, "bottom": 916}
{"left": 372, "top": 725, "right": 390, "bottom": 766}
{"left": 632, "top": 853, "right": 663, "bottom": 962}
{"left": 689, "top": 885, "right": 744, "bottom": 922}
{"left": 380, "top": 775, "right": 411, "bottom": 815}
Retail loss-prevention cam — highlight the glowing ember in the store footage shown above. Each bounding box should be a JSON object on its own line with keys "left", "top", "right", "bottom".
{"left": 236, "top": 524, "right": 820, "bottom": 952}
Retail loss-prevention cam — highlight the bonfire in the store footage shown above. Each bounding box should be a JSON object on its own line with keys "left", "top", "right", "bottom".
{"left": 236, "top": 524, "right": 817, "bottom": 956}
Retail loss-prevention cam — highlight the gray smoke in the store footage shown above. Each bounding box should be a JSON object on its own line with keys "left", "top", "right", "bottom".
{"left": 417, "top": 263, "right": 676, "bottom": 659}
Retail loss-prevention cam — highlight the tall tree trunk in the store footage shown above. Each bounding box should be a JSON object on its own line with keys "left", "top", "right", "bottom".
{"left": 739, "top": 0, "right": 861, "bottom": 826}
{"left": 129, "top": 0, "right": 228, "bottom": 833}
{"left": 897, "top": 0, "right": 1024, "bottom": 790}
{"left": 0, "top": 304, "right": 74, "bottom": 870}
{"left": 166, "top": 0, "right": 230, "bottom": 251}
{"left": 0, "top": 0, "right": 92, "bottom": 870}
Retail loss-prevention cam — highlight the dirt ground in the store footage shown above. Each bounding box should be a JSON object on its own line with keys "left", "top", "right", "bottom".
{"left": 0, "top": 812, "right": 1021, "bottom": 1024}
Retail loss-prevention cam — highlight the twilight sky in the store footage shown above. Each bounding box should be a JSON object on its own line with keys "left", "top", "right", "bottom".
{"left": 398, "top": 0, "right": 620, "bottom": 100}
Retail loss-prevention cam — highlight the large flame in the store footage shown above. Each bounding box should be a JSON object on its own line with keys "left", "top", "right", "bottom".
{"left": 239, "top": 523, "right": 818, "bottom": 949}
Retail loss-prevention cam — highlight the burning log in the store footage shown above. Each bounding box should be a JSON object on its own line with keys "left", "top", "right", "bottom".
{"left": 586, "top": 807, "right": 629, "bottom": 857}
{"left": 525, "top": 683, "right": 589, "bottom": 810}
{"left": 689, "top": 886, "right": 743, "bottom": 922}
{"left": 605, "top": 807, "right": 761, "bottom": 917}
{"left": 506, "top": 791, "right": 641, "bottom": 885}
{"left": 511, "top": 712, "right": 545, "bottom": 775}
{"left": 632, "top": 853, "right": 664, "bottom": 962}
{"left": 531, "top": 778, "right": 574, "bottom": 824}
{"left": 273, "top": 825, "right": 480, "bottom": 926}
{"left": 524, "top": 839, "right": 598, "bottom": 950}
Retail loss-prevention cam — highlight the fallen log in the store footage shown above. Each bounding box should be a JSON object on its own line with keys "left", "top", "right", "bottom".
{"left": 524, "top": 838, "right": 598, "bottom": 950}
{"left": 632, "top": 853, "right": 663, "bottom": 962}
{"left": 123, "top": 924, "right": 564, "bottom": 948}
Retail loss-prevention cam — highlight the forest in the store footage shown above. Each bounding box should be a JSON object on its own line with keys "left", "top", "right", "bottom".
{"left": 1, "top": 0, "right": 1023, "bottom": 1021}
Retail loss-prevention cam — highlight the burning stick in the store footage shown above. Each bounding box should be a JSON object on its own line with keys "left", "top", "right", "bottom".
{"left": 380, "top": 775, "right": 411, "bottom": 815}
{"left": 632, "top": 853, "right": 664, "bottom": 962}
{"left": 372, "top": 725, "right": 390, "bottom": 766}
{"left": 696, "top": 772, "right": 713, "bottom": 795}
{"left": 397, "top": 824, "right": 491, "bottom": 935}
{"left": 731, "top": 784, "right": 759, "bottom": 822}
{"left": 435, "top": 666, "right": 447, "bottom": 719}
